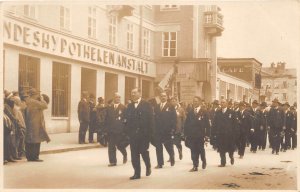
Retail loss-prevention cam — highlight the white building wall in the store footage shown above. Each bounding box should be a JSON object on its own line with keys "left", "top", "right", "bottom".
{"left": 69, "top": 64, "right": 81, "bottom": 132}
{"left": 4, "top": 47, "right": 19, "bottom": 91}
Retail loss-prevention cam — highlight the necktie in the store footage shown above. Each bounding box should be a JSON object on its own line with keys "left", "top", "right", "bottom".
{"left": 160, "top": 103, "right": 164, "bottom": 110}
{"left": 194, "top": 108, "right": 198, "bottom": 114}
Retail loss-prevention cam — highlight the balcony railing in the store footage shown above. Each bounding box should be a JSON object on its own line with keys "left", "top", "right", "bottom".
{"left": 203, "top": 6, "right": 224, "bottom": 36}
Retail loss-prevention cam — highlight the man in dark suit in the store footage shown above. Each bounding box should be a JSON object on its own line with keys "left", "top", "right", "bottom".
{"left": 78, "top": 91, "right": 90, "bottom": 144}
{"left": 213, "top": 99, "right": 238, "bottom": 167}
{"left": 184, "top": 96, "right": 209, "bottom": 171}
{"left": 258, "top": 102, "right": 268, "bottom": 150}
{"left": 105, "top": 93, "right": 128, "bottom": 166}
{"left": 248, "top": 100, "right": 263, "bottom": 153}
{"left": 124, "top": 88, "right": 153, "bottom": 180}
{"left": 209, "top": 100, "right": 220, "bottom": 150}
{"left": 268, "top": 98, "right": 285, "bottom": 155}
{"left": 153, "top": 92, "right": 177, "bottom": 168}
{"left": 236, "top": 102, "right": 252, "bottom": 158}
{"left": 282, "top": 102, "right": 292, "bottom": 151}
{"left": 289, "top": 106, "right": 297, "bottom": 150}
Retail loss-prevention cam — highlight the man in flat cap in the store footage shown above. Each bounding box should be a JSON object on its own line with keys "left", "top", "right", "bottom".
{"left": 268, "top": 98, "right": 285, "bottom": 155}
{"left": 236, "top": 102, "right": 252, "bottom": 158}
{"left": 248, "top": 100, "right": 263, "bottom": 153}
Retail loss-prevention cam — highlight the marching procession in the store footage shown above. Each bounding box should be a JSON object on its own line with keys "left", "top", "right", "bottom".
{"left": 76, "top": 87, "right": 297, "bottom": 180}
{"left": 3, "top": 88, "right": 297, "bottom": 180}
{"left": 3, "top": 86, "right": 298, "bottom": 181}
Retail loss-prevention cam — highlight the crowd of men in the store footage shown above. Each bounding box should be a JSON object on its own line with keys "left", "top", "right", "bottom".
{"left": 77, "top": 87, "right": 297, "bottom": 180}
{"left": 3, "top": 89, "right": 50, "bottom": 164}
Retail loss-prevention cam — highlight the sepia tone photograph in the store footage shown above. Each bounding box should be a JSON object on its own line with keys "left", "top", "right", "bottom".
{"left": 1, "top": 0, "right": 299, "bottom": 191}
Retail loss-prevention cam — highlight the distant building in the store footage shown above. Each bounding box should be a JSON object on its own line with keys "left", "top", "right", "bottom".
{"left": 261, "top": 62, "right": 297, "bottom": 105}
{"left": 218, "top": 58, "right": 262, "bottom": 102}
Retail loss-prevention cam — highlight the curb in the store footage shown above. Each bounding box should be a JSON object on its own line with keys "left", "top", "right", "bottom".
{"left": 40, "top": 145, "right": 104, "bottom": 155}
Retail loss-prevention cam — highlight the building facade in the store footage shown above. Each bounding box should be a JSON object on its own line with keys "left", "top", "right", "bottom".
{"left": 3, "top": 4, "right": 156, "bottom": 133}
{"left": 153, "top": 5, "right": 224, "bottom": 102}
{"left": 3, "top": 3, "right": 258, "bottom": 133}
{"left": 261, "top": 62, "right": 297, "bottom": 105}
{"left": 218, "top": 58, "right": 262, "bottom": 102}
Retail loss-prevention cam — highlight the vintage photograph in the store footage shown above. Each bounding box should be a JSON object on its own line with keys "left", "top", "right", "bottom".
{"left": 1, "top": 0, "right": 299, "bottom": 191}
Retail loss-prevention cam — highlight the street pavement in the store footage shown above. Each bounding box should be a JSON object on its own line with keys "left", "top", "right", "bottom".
{"left": 4, "top": 144, "right": 297, "bottom": 190}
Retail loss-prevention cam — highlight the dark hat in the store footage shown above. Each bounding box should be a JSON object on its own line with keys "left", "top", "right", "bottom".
{"left": 252, "top": 100, "right": 259, "bottom": 105}
{"left": 29, "top": 88, "right": 40, "bottom": 96}
{"left": 283, "top": 102, "right": 290, "bottom": 107}
{"left": 260, "top": 102, "right": 267, "bottom": 107}
{"left": 272, "top": 98, "right": 279, "bottom": 103}
{"left": 98, "top": 97, "right": 104, "bottom": 102}
{"left": 212, "top": 100, "right": 219, "bottom": 105}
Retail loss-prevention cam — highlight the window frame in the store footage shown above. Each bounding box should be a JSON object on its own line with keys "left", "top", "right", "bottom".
{"left": 126, "top": 23, "right": 134, "bottom": 51}
{"left": 88, "top": 6, "right": 97, "bottom": 39}
{"left": 109, "top": 15, "right": 117, "bottom": 46}
{"left": 142, "top": 28, "right": 151, "bottom": 56}
{"left": 23, "top": 5, "right": 38, "bottom": 20}
{"left": 60, "top": 5, "right": 71, "bottom": 31}
{"left": 162, "top": 31, "right": 177, "bottom": 57}
{"left": 52, "top": 62, "right": 70, "bottom": 117}
{"left": 160, "top": 5, "right": 180, "bottom": 11}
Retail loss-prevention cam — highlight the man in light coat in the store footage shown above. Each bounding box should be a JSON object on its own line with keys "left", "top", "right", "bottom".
{"left": 25, "top": 88, "right": 50, "bottom": 162}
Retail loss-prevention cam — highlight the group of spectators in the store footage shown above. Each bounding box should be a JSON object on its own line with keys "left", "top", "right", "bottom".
{"left": 3, "top": 88, "right": 50, "bottom": 164}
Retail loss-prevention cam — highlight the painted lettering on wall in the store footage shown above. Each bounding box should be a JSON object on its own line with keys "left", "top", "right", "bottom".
{"left": 4, "top": 19, "right": 152, "bottom": 75}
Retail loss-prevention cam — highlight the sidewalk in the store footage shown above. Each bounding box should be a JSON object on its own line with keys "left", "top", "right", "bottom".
{"left": 40, "top": 132, "right": 102, "bottom": 154}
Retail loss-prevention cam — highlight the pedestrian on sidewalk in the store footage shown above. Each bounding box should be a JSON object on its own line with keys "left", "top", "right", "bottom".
{"left": 89, "top": 94, "right": 97, "bottom": 143}
{"left": 213, "top": 99, "right": 238, "bottom": 167}
{"left": 184, "top": 96, "right": 209, "bottom": 171}
{"left": 104, "top": 93, "right": 128, "bottom": 166}
{"left": 124, "top": 88, "right": 153, "bottom": 180}
{"left": 12, "top": 95, "right": 27, "bottom": 159}
{"left": 25, "top": 88, "right": 50, "bottom": 162}
{"left": 78, "top": 91, "right": 90, "bottom": 144}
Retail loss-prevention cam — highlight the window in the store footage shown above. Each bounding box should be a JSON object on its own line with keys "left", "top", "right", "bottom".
{"left": 160, "top": 5, "right": 180, "bottom": 11}
{"left": 283, "top": 93, "right": 287, "bottom": 100}
{"left": 142, "top": 29, "right": 150, "bottom": 56}
{"left": 24, "top": 5, "right": 37, "bottom": 19}
{"left": 19, "top": 54, "right": 40, "bottom": 93}
{"left": 109, "top": 16, "right": 117, "bottom": 45}
{"left": 205, "top": 14, "right": 213, "bottom": 24}
{"left": 60, "top": 6, "right": 70, "bottom": 30}
{"left": 283, "top": 81, "right": 288, "bottom": 88}
{"left": 52, "top": 62, "right": 70, "bottom": 117}
{"left": 127, "top": 23, "right": 133, "bottom": 51}
{"left": 88, "top": 6, "right": 97, "bottom": 38}
{"left": 162, "top": 32, "right": 177, "bottom": 57}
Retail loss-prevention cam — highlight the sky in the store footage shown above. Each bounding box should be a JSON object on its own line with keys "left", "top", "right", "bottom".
{"left": 215, "top": 0, "right": 300, "bottom": 69}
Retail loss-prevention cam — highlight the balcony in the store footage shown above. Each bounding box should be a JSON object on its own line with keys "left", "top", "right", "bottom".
{"left": 203, "top": 6, "right": 224, "bottom": 36}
